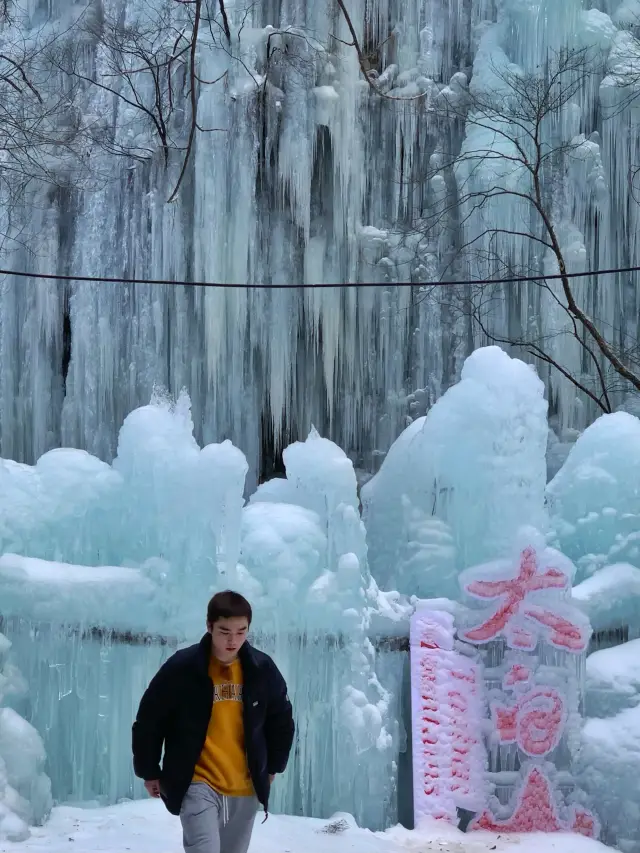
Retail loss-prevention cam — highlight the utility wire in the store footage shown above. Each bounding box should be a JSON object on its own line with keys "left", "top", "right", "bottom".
{"left": 0, "top": 264, "right": 639, "bottom": 289}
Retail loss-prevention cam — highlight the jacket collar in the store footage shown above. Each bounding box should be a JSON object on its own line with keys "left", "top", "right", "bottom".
{"left": 197, "top": 632, "right": 258, "bottom": 674}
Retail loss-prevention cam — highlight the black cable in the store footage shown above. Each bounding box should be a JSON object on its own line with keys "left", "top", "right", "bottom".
{"left": 0, "top": 263, "right": 639, "bottom": 288}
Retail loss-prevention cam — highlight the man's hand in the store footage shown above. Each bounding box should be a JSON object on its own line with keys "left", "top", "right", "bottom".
{"left": 269, "top": 774, "right": 276, "bottom": 785}
{"left": 144, "top": 780, "right": 161, "bottom": 798}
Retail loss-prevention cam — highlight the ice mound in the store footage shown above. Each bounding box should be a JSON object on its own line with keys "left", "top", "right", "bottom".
{"left": 0, "top": 554, "right": 163, "bottom": 631}
{"left": 239, "top": 501, "right": 327, "bottom": 610}
{"left": 573, "top": 563, "right": 640, "bottom": 635}
{"left": 579, "top": 705, "right": 640, "bottom": 850}
{"left": 586, "top": 639, "right": 640, "bottom": 718}
{"left": 0, "top": 391, "right": 248, "bottom": 634}
{"left": 0, "top": 633, "right": 52, "bottom": 842}
{"left": 362, "top": 347, "right": 548, "bottom": 596}
{"left": 548, "top": 412, "right": 640, "bottom": 582}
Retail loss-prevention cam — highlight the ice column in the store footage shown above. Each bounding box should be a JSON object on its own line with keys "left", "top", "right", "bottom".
{"left": 244, "top": 428, "right": 399, "bottom": 829}
{"left": 0, "top": 632, "right": 52, "bottom": 842}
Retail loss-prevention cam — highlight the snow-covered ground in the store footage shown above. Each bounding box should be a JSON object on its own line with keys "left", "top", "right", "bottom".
{"left": 0, "top": 799, "right": 612, "bottom": 853}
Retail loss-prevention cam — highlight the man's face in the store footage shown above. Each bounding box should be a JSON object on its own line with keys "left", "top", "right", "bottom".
{"left": 208, "top": 616, "right": 249, "bottom": 663}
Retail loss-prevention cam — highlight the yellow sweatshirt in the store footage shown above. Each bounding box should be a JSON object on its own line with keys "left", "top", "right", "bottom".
{"left": 193, "top": 656, "right": 254, "bottom": 796}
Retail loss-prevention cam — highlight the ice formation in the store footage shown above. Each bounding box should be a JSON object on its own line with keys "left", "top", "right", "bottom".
{"left": 579, "top": 705, "right": 640, "bottom": 850}
{"left": 0, "top": 393, "right": 408, "bottom": 830}
{"left": 363, "top": 347, "right": 548, "bottom": 596}
{"left": 548, "top": 413, "right": 640, "bottom": 583}
{"left": 573, "top": 563, "right": 640, "bottom": 636}
{"left": 579, "top": 640, "right": 640, "bottom": 849}
{"left": 1, "top": 344, "right": 640, "bottom": 842}
{"left": 0, "top": 633, "right": 52, "bottom": 842}
{"left": 0, "top": 0, "right": 638, "bottom": 488}
{"left": 585, "top": 638, "right": 640, "bottom": 717}
{"left": 245, "top": 429, "right": 400, "bottom": 827}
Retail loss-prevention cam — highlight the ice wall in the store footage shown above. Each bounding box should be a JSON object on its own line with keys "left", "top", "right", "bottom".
{"left": 0, "top": 392, "right": 250, "bottom": 806}
{"left": 0, "top": 389, "right": 247, "bottom": 627}
{"left": 0, "top": 394, "right": 406, "bottom": 830}
{"left": 1, "top": 0, "right": 639, "bottom": 485}
{"left": 362, "top": 347, "right": 548, "bottom": 595}
{"left": 0, "top": 632, "right": 52, "bottom": 842}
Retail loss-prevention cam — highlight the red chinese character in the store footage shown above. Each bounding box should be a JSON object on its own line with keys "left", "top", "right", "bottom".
{"left": 493, "top": 687, "right": 565, "bottom": 757}
{"left": 503, "top": 664, "right": 531, "bottom": 687}
{"left": 461, "top": 546, "right": 586, "bottom": 651}
{"left": 524, "top": 606, "right": 589, "bottom": 652}
{"left": 471, "top": 767, "right": 599, "bottom": 838}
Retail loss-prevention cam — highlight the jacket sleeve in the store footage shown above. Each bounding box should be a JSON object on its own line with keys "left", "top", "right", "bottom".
{"left": 132, "top": 659, "right": 176, "bottom": 781}
{"left": 264, "top": 662, "right": 295, "bottom": 775}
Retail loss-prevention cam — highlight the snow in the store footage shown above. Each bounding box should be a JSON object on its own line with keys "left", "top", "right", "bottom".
{"left": 410, "top": 608, "right": 486, "bottom": 824}
{"left": 572, "top": 563, "right": 640, "bottom": 633}
{"left": 0, "top": 799, "right": 614, "bottom": 853}
{"left": 548, "top": 412, "right": 640, "bottom": 582}
{"left": 579, "top": 704, "right": 640, "bottom": 850}
{"left": 586, "top": 638, "right": 640, "bottom": 716}
{"left": 0, "top": 555, "right": 161, "bottom": 631}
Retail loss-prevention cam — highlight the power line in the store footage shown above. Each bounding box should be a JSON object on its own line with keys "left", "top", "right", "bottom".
{"left": 0, "top": 263, "right": 639, "bottom": 289}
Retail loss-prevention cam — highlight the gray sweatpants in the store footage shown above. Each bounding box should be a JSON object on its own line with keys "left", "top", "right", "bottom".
{"left": 180, "top": 783, "right": 258, "bottom": 853}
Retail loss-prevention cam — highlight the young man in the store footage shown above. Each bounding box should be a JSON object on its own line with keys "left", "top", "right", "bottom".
{"left": 132, "top": 591, "right": 295, "bottom": 853}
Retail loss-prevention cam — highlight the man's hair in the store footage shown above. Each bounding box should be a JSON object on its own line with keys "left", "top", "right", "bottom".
{"left": 207, "top": 590, "right": 253, "bottom": 626}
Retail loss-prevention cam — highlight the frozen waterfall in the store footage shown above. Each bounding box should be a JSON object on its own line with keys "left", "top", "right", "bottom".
{"left": 2, "top": 345, "right": 640, "bottom": 842}
{"left": 1, "top": 0, "right": 639, "bottom": 484}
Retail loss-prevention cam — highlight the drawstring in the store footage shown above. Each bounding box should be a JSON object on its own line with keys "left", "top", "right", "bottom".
{"left": 222, "top": 794, "right": 267, "bottom": 824}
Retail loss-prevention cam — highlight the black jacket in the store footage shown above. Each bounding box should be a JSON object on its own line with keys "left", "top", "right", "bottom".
{"left": 132, "top": 634, "right": 295, "bottom": 816}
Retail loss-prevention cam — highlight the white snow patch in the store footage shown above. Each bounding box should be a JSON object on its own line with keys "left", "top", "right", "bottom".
{"left": 0, "top": 799, "right": 613, "bottom": 853}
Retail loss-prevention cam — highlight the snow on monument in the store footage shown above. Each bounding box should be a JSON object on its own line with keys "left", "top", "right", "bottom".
{"left": 458, "top": 528, "right": 598, "bottom": 837}
{"left": 410, "top": 607, "right": 486, "bottom": 827}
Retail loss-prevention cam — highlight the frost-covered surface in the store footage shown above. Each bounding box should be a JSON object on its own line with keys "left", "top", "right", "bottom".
{"left": 455, "top": 530, "right": 597, "bottom": 837}
{"left": 244, "top": 429, "right": 402, "bottom": 827}
{"left": 363, "top": 347, "right": 548, "bottom": 596}
{"left": 0, "top": 799, "right": 614, "bottom": 853}
{"left": 547, "top": 413, "right": 640, "bottom": 583}
{"left": 1, "top": 0, "right": 639, "bottom": 487}
{"left": 0, "top": 390, "right": 247, "bottom": 631}
{"left": 0, "top": 555, "right": 161, "bottom": 630}
{"left": 579, "top": 704, "right": 640, "bottom": 851}
{"left": 586, "top": 638, "right": 640, "bottom": 717}
{"left": 410, "top": 607, "right": 486, "bottom": 825}
{"left": 0, "top": 633, "right": 51, "bottom": 842}
{"left": 573, "top": 563, "right": 640, "bottom": 634}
